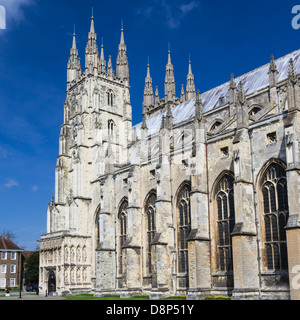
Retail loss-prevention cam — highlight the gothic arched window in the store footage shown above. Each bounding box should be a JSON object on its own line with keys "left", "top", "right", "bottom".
{"left": 145, "top": 192, "right": 157, "bottom": 274}
{"left": 215, "top": 174, "right": 235, "bottom": 272}
{"left": 95, "top": 208, "right": 100, "bottom": 247}
{"left": 210, "top": 121, "right": 223, "bottom": 133}
{"left": 107, "top": 91, "right": 114, "bottom": 106}
{"left": 118, "top": 199, "right": 128, "bottom": 275}
{"left": 108, "top": 120, "right": 114, "bottom": 136}
{"left": 177, "top": 184, "right": 191, "bottom": 275}
{"left": 261, "top": 163, "right": 289, "bottom": 271}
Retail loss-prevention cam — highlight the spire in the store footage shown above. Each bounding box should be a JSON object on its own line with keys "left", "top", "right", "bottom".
{"left": 85, "top": 13, "right": 99, "bottom": 73}
{"left": 165, "top": 101, "right": 173, "bottom": 130}
{"left": 194, "top": 90, "right": 205, "bottom": 130}
{"left": 180, "top": 84, "right": 185, "bottom": 102}
{"left": 155, "top": 86, "right": 160, "bottom": 106}
{"left": 116, "top": 22, "right": 129, "bottom": 81}
{"left": 99, "top": 38, "right": 106, "bottom": 74}
{"left": 168, "top": 44, "right": 172, "bottom": 64}
{"left": 230, "top": 73, "right": 236, "bottom": 90}
{"left": 72, "top": 25, "right": 77, "bottom": 50}
{"left": 229, "top": 73, "right": 237, "bottom": 104}
{"left": 90, "top": 12, "right": 95, "bottom": 33}
{"left": 120, "top": 20, "right": 125, "bottom": 45}
{"left": 236, "top": 81, "right": 249, "bottom": 129}
{"left": 268, "top": 55, "right": 278, "bottom": 87}
{"left": 107, "top": 55, "right": 114, "bottom": 78}
{"left": 67, "top": 28, "right": 81, "bottom": 84}
{"left": 237, "top": 81, "right": 246, "bottom": 106}
{"left": 195, "top": 90, "right": 203, "bottom": 120}
{"left": 165, "top": 46, "right": 176, "bottom": 102}
{"left": 186, "top": 57, "right": 196, "bottom": 100}
{"left": 288, "top": 58, "right": 297, "bottom": 85}
{"left": 143, "top": 63, "right": 154, "bottom": 111}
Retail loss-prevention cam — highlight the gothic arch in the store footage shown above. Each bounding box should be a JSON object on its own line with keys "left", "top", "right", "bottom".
{"left": 117, "top": 198, "right": 128, "bottom": 275}
{"left": 108, "top": 119, "right": 116, "bottom": 136}
{"left": 175, "top": 181, "right": 191, "bottom": 288}
{"left": 208, "top": 119, "right": 224, "bottom": 133}
{"left": 144, "top": 190, "right": 157, "bottom": 274}
{"left": 175, "top": 180, "right": 191, "bottom": 204}
{"left": 143, "top": 189, "right": 157, "bottom": 209}
{"left": 94, "top": 204, "right": 101, "bottom": 248}
{"left": 213, "top": 173, "right": 235, "bottom": 272}
{"left": 107, "top": 89, "right": 114, "bottom": 106}
{"left": 255, "top": 158, "right": 287, "bottom": 188}
{"left": 210, "top": 170, "right": 234, "bottom": 202}
{"left": 249, "top": 103, "right": 263, "bottom": 117}
{"left": 257, "top": 159, "right": 289, "bottom": 271}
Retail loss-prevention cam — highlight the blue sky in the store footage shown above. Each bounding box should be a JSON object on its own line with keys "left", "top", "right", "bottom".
{"left": 0, "top": 0, "right": 299, "bottom": 250}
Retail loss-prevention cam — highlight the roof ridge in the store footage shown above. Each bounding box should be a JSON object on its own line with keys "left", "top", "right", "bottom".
{"left": 201, "top": 48, "right": 300, "bottom": 96}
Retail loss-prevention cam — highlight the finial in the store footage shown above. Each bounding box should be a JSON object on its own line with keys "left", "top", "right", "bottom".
{"left": 73, "top": 24, "right": 76, "bottom": 35}
{"left": 92, "top": 6, "right": 94, "bottom": 18}
{"left": 237, "top": 81, "right": 246, "bottom": 105}
{"left": 121, "top": 19, "right": 124, "bottom": 30}
{"left": 168, "top": 42, "right": 170, "bottom": 52}
{"left": 230, "top": 73, "right": 236, "bottom": 89}
{"left": 269, "top": 54, "right": 278, "bottom": 73}
{"left": 147, "top": 56, "right": 150, "bottom": 66}
{"left": 288, "top": 58, "right": 297, "bottom": 84}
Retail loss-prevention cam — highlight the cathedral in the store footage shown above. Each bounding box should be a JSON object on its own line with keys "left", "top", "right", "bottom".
{"left": 39, "top": 15, "right": 300, "bottom": 300}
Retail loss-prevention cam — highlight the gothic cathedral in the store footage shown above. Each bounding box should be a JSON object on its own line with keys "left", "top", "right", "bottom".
{"left": 39, "top": 16, "right": 300, "bottom": 300}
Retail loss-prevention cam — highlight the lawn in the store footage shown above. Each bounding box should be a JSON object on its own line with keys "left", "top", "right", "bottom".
{"left": 63, "top": 294, "right": 187, "bottom": 300}
{"left": 63, "top": 294, "right": 230, "bottom": 300}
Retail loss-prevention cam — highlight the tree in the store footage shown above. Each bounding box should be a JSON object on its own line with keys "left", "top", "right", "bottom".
{"left": 24, "top": 251, "right": 39, "bottom": 284}
{"left": 0, "top": 230, "right": 16, "bottom": 241}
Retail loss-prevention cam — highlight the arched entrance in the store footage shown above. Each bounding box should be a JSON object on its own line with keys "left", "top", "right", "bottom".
{"left": 48, "top": 271, "right": 56, "bottom": 293}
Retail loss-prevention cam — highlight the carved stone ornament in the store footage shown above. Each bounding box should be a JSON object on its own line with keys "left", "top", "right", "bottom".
{"left": 286, "top": 132, "right": 295, "bottom": 146}
{"left": 233, "top": 149, "right": 240, "bottom": 161}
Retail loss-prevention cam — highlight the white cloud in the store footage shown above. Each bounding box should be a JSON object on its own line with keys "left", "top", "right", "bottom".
{"left": 31, "top": 185, "right": 38, "bottom": 192}
{"left": 136, "top": 0, "right": 200, "bottom": 29}
{"left": 0, "top": 0, "right": 34, "bottom": 27}
{"left": 0, "top": 146, "right": 8, "bottom": 158}
{"left": 179, "top": 1, "right": 199, "bottom": 15}
{"left": 0, "top": 5, "right": 6, "bottom": 29}
{"left": 4, "top": 179, "right": 19, "bottom": 188}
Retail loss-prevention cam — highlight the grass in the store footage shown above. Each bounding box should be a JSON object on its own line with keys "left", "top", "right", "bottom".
{"left": 63, "top": 294, "right": 230, "bottom": 300}
{"left": 64, "top": 294, "right": 149, "bottom": 300}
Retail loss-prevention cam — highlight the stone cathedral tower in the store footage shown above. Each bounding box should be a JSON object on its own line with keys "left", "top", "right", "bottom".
{"left": 40, "top": 15, "right": 300, "bottom": 300}
{"left": 39, "top": 16, "right": 132, "bottom": 295}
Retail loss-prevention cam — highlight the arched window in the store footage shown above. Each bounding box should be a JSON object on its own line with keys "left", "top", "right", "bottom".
{"left": 108, "top": 120, "right": 114, "bottom": 136}
{"left": 210, "top": 121, "right": 223, "bottom": 133}
{"left": 95, "top": 205, "right": 101, "bottom": 248}
{"left": 107, "top": 91, "right": 114, "bottom": 106}
{"left": 118, "top": 199, "right": 128, "bottom": 275}
{"left": 261, "top": 163, "right": 289, "bottom": 271}
{"left": 145, "top": 192, "right": 157, "bottom": 274}
{"left": 177, "top": 184, "right": 191, "bottom": 275}
{"left": 215, "top": 174, "right": 235, "bottom": 272}
{"left": 249, "top": 106, "right": 261, "bottom": 117}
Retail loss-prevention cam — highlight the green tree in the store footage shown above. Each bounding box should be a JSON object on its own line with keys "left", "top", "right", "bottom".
{"left": 24, "top": 251, "right": 39, "bottom": 284}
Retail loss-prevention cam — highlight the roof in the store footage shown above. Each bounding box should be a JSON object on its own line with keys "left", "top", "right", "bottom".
{"left": 0, "top": 236, "right": 23, "bottom": 251}
{"left": 134, "top": 48, "right": 300, "bottom": 138}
